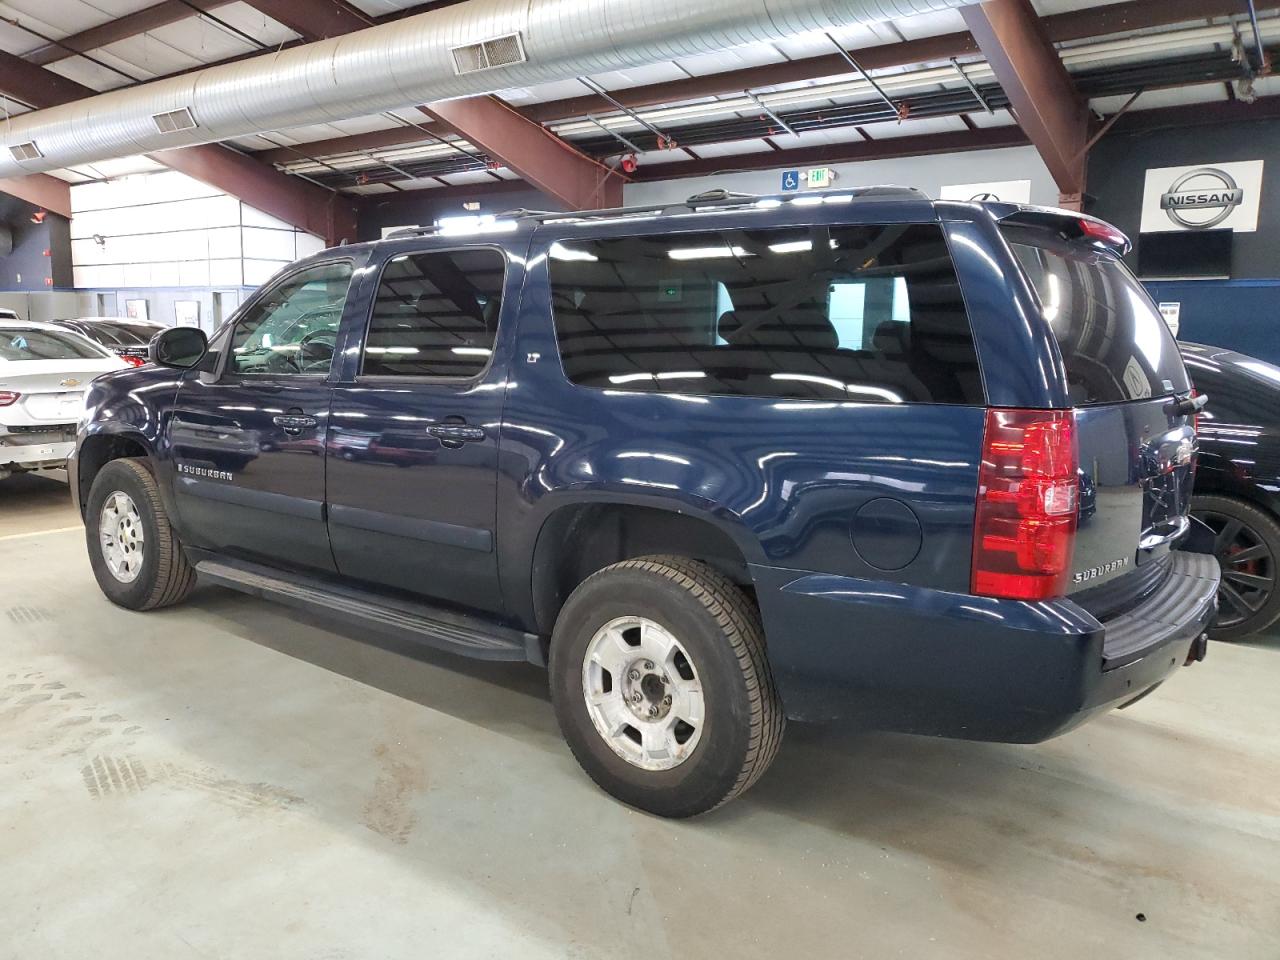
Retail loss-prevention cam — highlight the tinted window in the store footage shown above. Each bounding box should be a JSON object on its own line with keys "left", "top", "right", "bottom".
{"left": 547, "top": 224, "right": 982, "bottom": 404}
{"left": 362, "top": 249, "right": 504, "bottom": 378}
{"left": 1005, "top": 228, "right": 1190, "bottom": 404}
{"left": 106, "top": 323, "right": 161, "bottom": 346}
{"left": 0, "top": 328, "right": 109, "bottom": 361}
{"left": 230, "top": 261, "right": 352, "bottom": 376}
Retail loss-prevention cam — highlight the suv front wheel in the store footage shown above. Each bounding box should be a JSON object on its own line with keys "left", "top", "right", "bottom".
{"left": 85, "top": 458, "right": 197, "bottom": 611}
{"left": 549, "top": 555, "right": 784, "bottom": 817}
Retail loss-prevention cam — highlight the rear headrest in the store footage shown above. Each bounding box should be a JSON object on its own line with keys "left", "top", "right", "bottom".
{"left": 872, "top": 321, "right": 909, "bottom": 354}
{"left": 718, "top": 309, "right": 838, "bottom": 350}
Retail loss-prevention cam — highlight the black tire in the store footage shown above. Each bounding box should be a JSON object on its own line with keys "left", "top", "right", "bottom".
{"left": 549, "top": 555, "right": 784, "bottom": 818}
{"left": 85, "top": 458, "right": 197, "bottom": 611}
{"left": 1192, "top": 494, "right": 1280, "bottom": 640}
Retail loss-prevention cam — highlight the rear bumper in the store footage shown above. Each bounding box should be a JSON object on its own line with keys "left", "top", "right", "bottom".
{"left": 752, "top": 549, "right": 1219, "bottom": 742}
{"left": 0, "top": 438, "right": 74, "bottom": 470}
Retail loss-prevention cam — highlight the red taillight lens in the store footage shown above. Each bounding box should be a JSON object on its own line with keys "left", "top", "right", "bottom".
{"left": 0, "top": 391, "right": 19, "bottom": 407}
{"left": 1078, "top": 217, "right": 1130, "bottom": 251}
{"left": 972, "top": 408, "right": 1079, "bottom": 601}
{"left": 121, "top": 354, "right": 146, "bottom": 367}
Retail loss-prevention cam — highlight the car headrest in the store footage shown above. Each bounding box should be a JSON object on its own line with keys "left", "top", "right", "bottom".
{"left": 718, "top": 309, "right": 838, "bottom": 350}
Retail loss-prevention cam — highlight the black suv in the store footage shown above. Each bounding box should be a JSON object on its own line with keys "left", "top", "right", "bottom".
{"left": 73, "top": 188, "right": 1218, "bottom": 817}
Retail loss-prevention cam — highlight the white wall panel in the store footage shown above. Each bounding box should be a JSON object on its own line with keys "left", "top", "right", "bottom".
{"left": 179, "top": 260, "right": 211, "bottom": 287}
{"left": 242, "top": 226, "right": 297, "bottom": 262}
{"left": 71, "top": 170, "right": 223, "bottom": 213}
{"left": 209, "top": 259, "right": 245, "bottom": 287}
{"left": 243, "top": 259, "right": 291, "bottom": 286}
{"left": 73, "top": 265, "right": 126, "bottom": 288}
{"left": 296, "top": 233, "right": 327, "bottom": 259}
{"left": 69, "top": 169, "right": 322, "bottom": 298}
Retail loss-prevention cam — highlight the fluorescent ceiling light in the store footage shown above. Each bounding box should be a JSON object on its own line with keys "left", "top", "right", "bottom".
{"left": 549, "top": 242, "right": 598, "bottom": 262}
{"left": 668, "top": 245, "right": 749, "bottom": 260}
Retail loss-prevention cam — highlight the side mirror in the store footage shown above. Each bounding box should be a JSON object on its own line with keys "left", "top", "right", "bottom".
{"left": 151, "top": 327, "right": 208, "bottom": 369}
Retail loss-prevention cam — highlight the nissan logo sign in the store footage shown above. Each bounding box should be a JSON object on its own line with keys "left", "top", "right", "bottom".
{"left": 1160, "top": 167, "right": 1244, "bottom": 229}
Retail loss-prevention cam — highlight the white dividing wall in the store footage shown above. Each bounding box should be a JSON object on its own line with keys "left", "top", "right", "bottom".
{"left": 622, "top": 145, "right": 1057, "bottom": 207}
{"left": 70, "top": 170, "right": 325, "bottom": 299}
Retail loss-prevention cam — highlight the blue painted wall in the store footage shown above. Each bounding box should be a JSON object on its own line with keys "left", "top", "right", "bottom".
{"left": 1143, "top": 279, "right": 1280, "bottom": 364}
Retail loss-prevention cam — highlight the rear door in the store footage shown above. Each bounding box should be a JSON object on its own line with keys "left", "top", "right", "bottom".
{"left": 169, "top": 259, "right": 354, "bottom": 572}
{"left": 1004, "top": 226, "right": 1196, "bottom": 613}
{"left": 325, "top": 245, "right": 515, "bottom": 615}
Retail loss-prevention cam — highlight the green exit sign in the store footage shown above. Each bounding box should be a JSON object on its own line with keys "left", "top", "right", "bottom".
{"left": 806, "top": 167, "right": 833, "bottom": 188}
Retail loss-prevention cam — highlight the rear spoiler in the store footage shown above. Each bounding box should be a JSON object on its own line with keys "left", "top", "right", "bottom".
{"left": 982, "top": 202, "right": 1132, "bottom": 256}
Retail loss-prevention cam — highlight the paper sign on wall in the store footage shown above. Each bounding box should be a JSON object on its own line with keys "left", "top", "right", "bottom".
{"left": 175, "top": 300, "right": 200, "bottom": 327}
{"left": 1140, "top": 160, "right": 1264, "bottom": 233}
{"left": 938, "top": 179, "right": 1033, "bottom": 204}
{"left": 1158, "top": 302, "right": 1181, "bottom": 338}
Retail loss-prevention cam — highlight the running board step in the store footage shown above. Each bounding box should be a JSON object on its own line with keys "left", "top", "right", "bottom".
{"left": 195, "top": 558, "right": 541, "bottom": 665}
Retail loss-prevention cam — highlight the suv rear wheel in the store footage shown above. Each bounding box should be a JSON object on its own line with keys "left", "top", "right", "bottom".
{"left": 549, "top": 555, "right": 783, "bottom": 817}
{"left": 86, "top": 458, "right": 197, "bottom": 611}
{"left": 1192, "top": 494, "right": 1280, "bottom": 640}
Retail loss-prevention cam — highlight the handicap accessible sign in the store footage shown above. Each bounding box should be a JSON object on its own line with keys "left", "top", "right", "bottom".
{"left": 781, "top": 170, "right": 800, "bottom": 191}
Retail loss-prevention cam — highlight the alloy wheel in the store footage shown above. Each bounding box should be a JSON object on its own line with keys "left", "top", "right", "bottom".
{"left": 1200, "top": 509, "right": 1276, "bottom": 629}
{"left": 99, "top": 490, "right": 146, "bottom": 584}
{"left": 581, "top": 616, "right": 705, "bottom": 771}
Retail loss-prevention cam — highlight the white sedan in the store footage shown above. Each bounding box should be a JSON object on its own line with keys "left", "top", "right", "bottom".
{"left": 0, "top": 319, "right": 128, "bottom": 479}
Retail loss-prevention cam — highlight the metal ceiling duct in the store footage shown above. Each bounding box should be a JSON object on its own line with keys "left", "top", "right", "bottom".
{"left": 0, "top": 0, "right": 976, "bottom": 178}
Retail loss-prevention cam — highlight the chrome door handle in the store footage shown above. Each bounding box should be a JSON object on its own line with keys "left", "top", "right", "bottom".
{"left": 273, "top": 414, "right": 318, "bottom": 435}
{"left": 427, "top": 423, "right": 485, "bottom": 446}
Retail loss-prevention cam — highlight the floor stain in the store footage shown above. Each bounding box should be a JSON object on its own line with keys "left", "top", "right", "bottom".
{"left": 361, "top": 740, "right": 426, "bottom": 845}
{"left": 81, "top": 754, "right": 302, "bottom": 811}
{"left": 0, "top": 671, "right": 142, "bottom": 756}
{"left": 6, "top": 605, "right": 53, "bottom": 625}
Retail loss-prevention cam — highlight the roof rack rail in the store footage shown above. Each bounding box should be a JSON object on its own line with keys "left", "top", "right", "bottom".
{"left": 473, "top": 185, "right": 931, "bottom": 233}
{"left": 497, "top": 189, "right": 763, "bottom": 225}
{"left": 383, "top": 224, "right": 445, "bottom": 240}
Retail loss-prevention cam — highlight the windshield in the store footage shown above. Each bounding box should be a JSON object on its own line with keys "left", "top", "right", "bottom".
{"left": 0, "top": 328, "right": 110, "bottom": 361}
{"left": 1004, "top": 226, "right": 1190, "bottom": 404}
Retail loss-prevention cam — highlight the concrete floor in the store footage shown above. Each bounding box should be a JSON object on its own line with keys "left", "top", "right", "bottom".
{"left": 2, "top": 475, "right": 1278, "bottom": 959}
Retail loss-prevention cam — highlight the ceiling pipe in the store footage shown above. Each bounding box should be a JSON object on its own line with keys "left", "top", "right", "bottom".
{"left": 0, "top": 0, "right": 976, "bottom": 178}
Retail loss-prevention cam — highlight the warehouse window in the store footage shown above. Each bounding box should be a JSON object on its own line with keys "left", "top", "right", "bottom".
{"left": 362, "top": 248, "right": 505, "bottom": 378}
{"left": 547, "top": 224, "right": 983, "bottom": 404}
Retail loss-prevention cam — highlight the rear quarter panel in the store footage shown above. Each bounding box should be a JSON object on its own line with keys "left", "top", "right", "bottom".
{"left": 496, "top": 205, "right": 1018, "bottom": 631}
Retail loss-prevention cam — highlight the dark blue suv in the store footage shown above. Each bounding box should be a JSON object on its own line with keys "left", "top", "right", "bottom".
{"left": 72, "top": 187, "right": 1219, "bottom": 817}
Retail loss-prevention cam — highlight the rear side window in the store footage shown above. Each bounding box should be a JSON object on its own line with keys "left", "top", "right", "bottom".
{"left": 1005, "top": 228, "right": 1190, "bottom": 404}
{"left": 362, "top": 248, "right": 505, "bottom": 378}
{"left": 547, "top": 223, "right": 983, "bottom": 404}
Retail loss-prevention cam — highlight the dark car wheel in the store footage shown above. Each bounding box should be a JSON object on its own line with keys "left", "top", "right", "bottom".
{"left": 549, "top": 555, "right": 784, "bottom": 818}
{"left": 1192, "top": 494, "right": 1280, "bottom": 640}
{"left": 86, "top": 458, "right": 198, "bottom": 611}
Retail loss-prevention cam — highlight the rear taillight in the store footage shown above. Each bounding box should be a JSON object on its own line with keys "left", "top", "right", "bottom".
{"left": 120, "top": 355, "right": 146, "bottom": 367}
{"left": 0, "top": 391, "right": 19, "bottom": 407}
{"left": 1078, "top": 217, "right": 1131, "bottom": 252}
{"left": 972, "top": 408, "right": 1079, "bottom": 601}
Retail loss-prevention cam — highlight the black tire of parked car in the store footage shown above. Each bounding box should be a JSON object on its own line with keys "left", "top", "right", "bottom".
{"left": 549, "top": 555, "right": 784, "bottom": 818}
{"left": 1191, "top": 494, "right": 1280, "bottom": 641}
{"left": 85, "top": 458, "right": 197, "bottom": 611}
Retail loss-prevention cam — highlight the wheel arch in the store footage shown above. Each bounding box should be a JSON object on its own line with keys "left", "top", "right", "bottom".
{"left": 527, "top": 496, "right": 762, "bottom": 638}
{"left": 76, "top": 430, "right": 154, "bottom": 519}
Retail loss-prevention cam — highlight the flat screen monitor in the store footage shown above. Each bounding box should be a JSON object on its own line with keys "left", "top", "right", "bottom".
{"left": 1137, "top": 229, "right": 1232, "bottom": 280}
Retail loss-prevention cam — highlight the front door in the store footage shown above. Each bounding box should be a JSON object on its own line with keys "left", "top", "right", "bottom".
{"left": 326, "top": 245, "right": 513, "bottom": 615}
{"left": 170, "top": 259, "right": 355, "bottom": 571}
